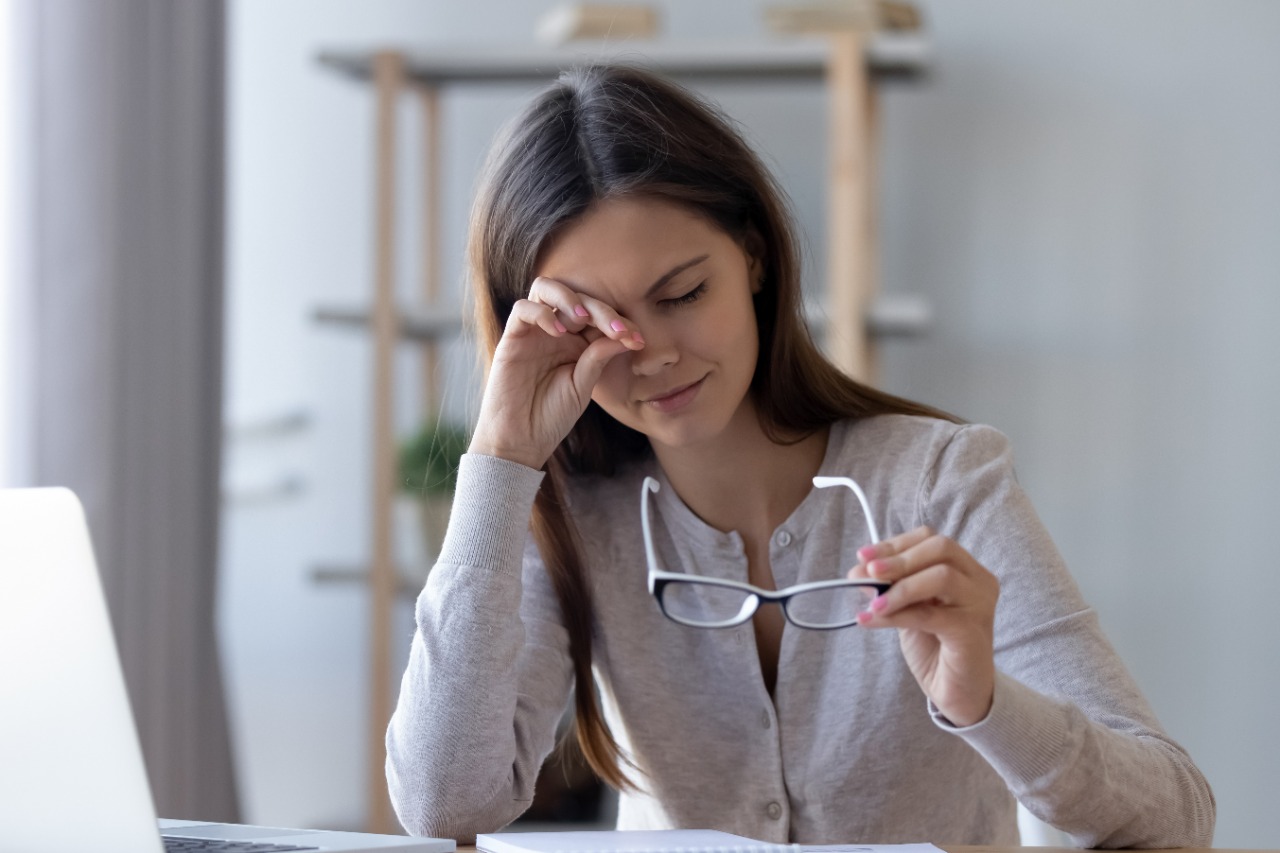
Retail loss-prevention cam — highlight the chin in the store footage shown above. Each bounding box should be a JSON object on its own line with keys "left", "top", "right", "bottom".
{"left": 639, "top": 414, "right": 734, "bottom": 453}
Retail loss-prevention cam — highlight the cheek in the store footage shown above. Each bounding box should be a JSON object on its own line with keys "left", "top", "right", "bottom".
{"left": 716, "top": 301, "right": 760, "bottom": 365}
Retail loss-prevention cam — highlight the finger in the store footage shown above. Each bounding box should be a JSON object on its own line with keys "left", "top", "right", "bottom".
{"left": 575, "top": 294, "right": 645, "bottom": 351}
{"left": 527, "top": 277, "right": 644, "bottom": 350}
{"left": 857, "top": 599, "right": 959, "bottom": 638}
{"left": 854, "top": 525, "right": 934, "bottom": 580}
{"left": 865, "top": 530, "right": 968, "bottom": 583}
{"left": 856, "top": 565, "right": 970, "bottom": 633}
{"left": 863, "top": 563, "right": 963, "bottom": 619}
{"left": 572, "top": 335, "right": 631, "bottom": 399}
{"left": 527, "top": 277, "right": 595, "bottom": 332}
{"left": 507, "top": 298, "right": 569, "bottom": 339}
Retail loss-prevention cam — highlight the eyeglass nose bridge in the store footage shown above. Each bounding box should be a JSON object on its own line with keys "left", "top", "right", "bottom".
{"left": 729, "top": 593, "right": 760, "bottom": 626}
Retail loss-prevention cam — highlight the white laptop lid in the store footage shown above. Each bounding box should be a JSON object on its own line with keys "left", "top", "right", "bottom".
{"left": 0, "top": 487, "right": 163, "bottom": 853}
{"left": 0, "top": 488, "right": 452, "bottom": 853}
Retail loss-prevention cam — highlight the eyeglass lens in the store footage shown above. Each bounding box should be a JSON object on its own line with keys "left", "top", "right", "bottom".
{"left": 661, "top": 581, "right": 878, "bottom": 628}
{"left": 785, "top": 585, "right": 878, "bottom": 628}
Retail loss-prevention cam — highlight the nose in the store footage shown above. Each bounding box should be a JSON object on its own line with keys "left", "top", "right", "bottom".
{"left": 630, "top": 323, "right": 678, "bottom": 377}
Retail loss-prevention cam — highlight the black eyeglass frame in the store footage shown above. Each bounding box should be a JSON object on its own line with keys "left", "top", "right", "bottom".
{"left": 640, "top": 476, "right": 891, "bottom": 630}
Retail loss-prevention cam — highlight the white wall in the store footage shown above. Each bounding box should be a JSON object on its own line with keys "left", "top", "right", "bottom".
{"left": 0, "top": 0, "right": 29, "bottom": 489}
{"left": 223, "top": 0, "right": 1280, "bottom": 843}
{"left": 876, "top": 4, "right": 1280, "bottom": 845}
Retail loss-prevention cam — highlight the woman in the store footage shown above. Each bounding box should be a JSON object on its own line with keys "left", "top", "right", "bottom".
{"left": 386, "top": 65, "right": 1214, "bottom": 847}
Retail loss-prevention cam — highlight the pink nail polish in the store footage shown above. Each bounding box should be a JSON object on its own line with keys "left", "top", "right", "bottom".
{"left": 871, "top": 595, "right": 888, "bottom": 613}
{"left": 554, "top": 320, "right": 567, "bottom": 333}
{"left": 610, "top": 320, "right": 627, "bottom": 332}
{"left": 630, "top": 332, "right": 646, "bottom": 345}
{"left": 858, "top": 545, "right": 877, "bottom": 562}
{"left": 574, "top": 305, "right": 590, "bottom": 317}
{"left": 869, "top": 560, "right": 885, "bottom": 577}
{"left": 857, "top": 611, "right": 873, "bottom": 626}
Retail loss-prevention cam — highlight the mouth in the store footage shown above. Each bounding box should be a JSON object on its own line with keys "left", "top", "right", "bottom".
{"left": 643, "top": 376, "right": 707, "bottom": 413}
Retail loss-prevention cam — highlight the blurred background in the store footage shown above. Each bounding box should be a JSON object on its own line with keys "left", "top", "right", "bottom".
{"left": 3, "top": 0, "right": 1278, "bottom": 847}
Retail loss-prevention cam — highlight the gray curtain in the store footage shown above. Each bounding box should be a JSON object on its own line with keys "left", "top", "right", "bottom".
{"left": 22, "top": 0, "right": 239, "bottom": 822}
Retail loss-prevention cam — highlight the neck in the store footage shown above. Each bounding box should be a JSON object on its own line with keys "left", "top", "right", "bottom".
{"left": 652, "top": 403, "right": 830, "bottom": 539}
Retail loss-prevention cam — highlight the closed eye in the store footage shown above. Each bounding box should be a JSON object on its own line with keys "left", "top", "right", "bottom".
{"left": 660, "top": 282, "right": 707, "bottom": 307}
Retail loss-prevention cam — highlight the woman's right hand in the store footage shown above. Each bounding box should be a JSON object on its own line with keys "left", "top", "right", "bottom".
{"left": 468, "top": 277, "right": 645, "bottom": 470}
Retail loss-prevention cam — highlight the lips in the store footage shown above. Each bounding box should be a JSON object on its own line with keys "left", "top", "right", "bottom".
{"left": 643, "top": 375, "right": 707, "bottom": 414}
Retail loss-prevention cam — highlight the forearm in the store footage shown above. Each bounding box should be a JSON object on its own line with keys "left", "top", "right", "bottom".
{"left": 945, "top": 671, "right": 1215, "bottom": 848}
{"left": 921, "top": 426, "right": 1215, "bottom": 847}
{"left": 385, "top": 454, "right": 571, "bottom": 840}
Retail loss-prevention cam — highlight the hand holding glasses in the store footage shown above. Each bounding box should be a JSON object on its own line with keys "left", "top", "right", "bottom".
{"left": 640, "top": 476, "right": 889, "bottom": 630}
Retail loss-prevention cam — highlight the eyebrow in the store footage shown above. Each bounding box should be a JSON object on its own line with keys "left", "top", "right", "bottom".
{"left": 645, "top": 254, "right": 710, "bottom": 299}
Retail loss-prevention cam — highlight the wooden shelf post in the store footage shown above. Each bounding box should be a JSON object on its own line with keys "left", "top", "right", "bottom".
{"left": 826, "top": 30, "right": 877, "bottom": 383}
{"left": 368, "top": 49, "right": 404, "bottom": 837}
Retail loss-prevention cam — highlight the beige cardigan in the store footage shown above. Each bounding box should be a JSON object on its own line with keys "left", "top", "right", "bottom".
{"left": 386, "top": 415, "right": 1214, "bottom": 847}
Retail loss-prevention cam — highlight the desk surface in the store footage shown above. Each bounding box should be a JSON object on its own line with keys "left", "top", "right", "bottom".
{"left": 460, "top": 847, "right": 1270, "bottom": 853}
{"left": 951, "top": 849, "right": 1269, "bottom": 853}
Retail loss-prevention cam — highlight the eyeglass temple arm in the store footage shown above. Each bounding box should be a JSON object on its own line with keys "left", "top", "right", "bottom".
{"left": 811, "top": 476, "right": 881, "bottom": 544}
{"left": 640, "top": 477, "right": 662, "bottom": 593}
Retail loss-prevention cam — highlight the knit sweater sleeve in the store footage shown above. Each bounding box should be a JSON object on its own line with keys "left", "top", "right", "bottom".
{"left": 919, "top": 424, "right": 1215, "bottom": 848}
{"left": 385, "top": 453, "right": 574, "bottom": 842}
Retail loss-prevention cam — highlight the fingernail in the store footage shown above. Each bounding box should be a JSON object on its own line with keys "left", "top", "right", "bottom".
{"left": 871, "top": 595, "right": 888, "bottom": 613}
{"left": 869, "top": 559, "right": 887, "bottom": 578}
{"left": 554, "top": 320, "right": 567, "bottom": 333}
{"left": 857, "top": 545, "right": 877, "bottom": 562}
{"left": 610, "top": 320, "right": 627, "bottom": 332}
{"left": 630, "top": 332, "right": 645, "bottom": 345}
{"left": 574, "top": 305, "right": 590, "bottom": 317}
{"left": 857, "top": 611, "right": 873, "bottom": 626}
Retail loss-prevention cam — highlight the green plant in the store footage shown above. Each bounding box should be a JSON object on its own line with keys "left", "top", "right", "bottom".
{"left": 397, "top": 420, "right": 471, "bottom": 498}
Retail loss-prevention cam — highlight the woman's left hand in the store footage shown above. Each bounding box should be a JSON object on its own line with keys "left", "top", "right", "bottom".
{"left": 849, "top": 527, "right": 1000, "bottom": 727}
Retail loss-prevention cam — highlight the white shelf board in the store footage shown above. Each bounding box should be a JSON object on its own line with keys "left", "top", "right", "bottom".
{"left": 313, "top": 304, "right": 465, "bottom": 342}
{"left": 316, "top": 35, "right": 931, "bottom": 85}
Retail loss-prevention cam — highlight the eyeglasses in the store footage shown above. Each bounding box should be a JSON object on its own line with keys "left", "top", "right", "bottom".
{"left": 640, "top": 475, "right": 890, "bottom": 630}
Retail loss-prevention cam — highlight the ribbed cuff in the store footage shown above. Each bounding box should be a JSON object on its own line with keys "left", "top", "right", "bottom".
{"left": 931, "top": 670, "right": 1072, "bottom": 785}
{"left": 436, "top": 452, "right": 545, "bottom": 575}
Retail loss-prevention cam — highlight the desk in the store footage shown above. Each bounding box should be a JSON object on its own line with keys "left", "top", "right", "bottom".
{"left": 458, "top": 847, "right": 1270, "bottom": 853}
{"left": 951, "top": 849, "right": 1267, "bottom": 853}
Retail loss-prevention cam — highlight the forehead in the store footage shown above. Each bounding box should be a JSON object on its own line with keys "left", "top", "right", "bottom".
{"left": 535, "top": 196, "right": 742, "bottom": 302}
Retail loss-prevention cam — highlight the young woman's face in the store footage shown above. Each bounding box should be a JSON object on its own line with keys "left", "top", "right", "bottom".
{"left": 534, "top": 195, "right": 762, "bottom": 453}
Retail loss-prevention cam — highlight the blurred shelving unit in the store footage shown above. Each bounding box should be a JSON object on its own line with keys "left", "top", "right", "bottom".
{"left": 313, "top": 30, "right": 931, "bottom": 834}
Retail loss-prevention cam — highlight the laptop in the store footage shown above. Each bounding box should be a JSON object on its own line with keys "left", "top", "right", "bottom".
{"left": 0, "top": 487, "right": 454, "bottom": 853}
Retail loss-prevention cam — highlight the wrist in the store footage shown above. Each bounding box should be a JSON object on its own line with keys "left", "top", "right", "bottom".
{"left": 467, "top": 435, "right": 547, "bottom": 471}
{"left": 935, "top": 669, "right": 996, "bottom": 728}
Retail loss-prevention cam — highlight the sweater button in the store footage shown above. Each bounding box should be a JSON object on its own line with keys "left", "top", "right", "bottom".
{"left": 774, "top": 530, "right": 792, "bottom": 547}
{"left": 766, "top": 801, "right": 783, "bottom": 820}
{"left": 761, "top": 709, "right": 772, "bottom": 729}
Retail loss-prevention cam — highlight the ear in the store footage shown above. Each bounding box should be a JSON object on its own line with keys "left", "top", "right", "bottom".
{"left": 743, "top": 229, "right": 767, "bottom": 294}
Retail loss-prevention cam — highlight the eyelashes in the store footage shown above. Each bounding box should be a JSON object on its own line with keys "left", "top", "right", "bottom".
{"left": 661, "top": 281, "right": 707, "bottom": 307}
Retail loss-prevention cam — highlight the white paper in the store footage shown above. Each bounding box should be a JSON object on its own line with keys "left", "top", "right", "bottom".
{"left": 478, "top": 831, "right": 944, "bottom": 853}
{"left": 802, "top": 846, "right": 943, "bottom": 853}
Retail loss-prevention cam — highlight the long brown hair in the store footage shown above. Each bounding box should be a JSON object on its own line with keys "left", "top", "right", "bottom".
{"left": 468, "top": 65, "right": 956, "bottom": 789}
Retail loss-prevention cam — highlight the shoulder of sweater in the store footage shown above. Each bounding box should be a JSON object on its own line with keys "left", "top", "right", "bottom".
{"left": 836, "top": 413, "right": 972, "bottom": 468}
{"left": 843, "top": 414, "right": 1011, "bottom": 457}
{"left": 831, "top": 415, "right": 1015, "bottom": 517}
